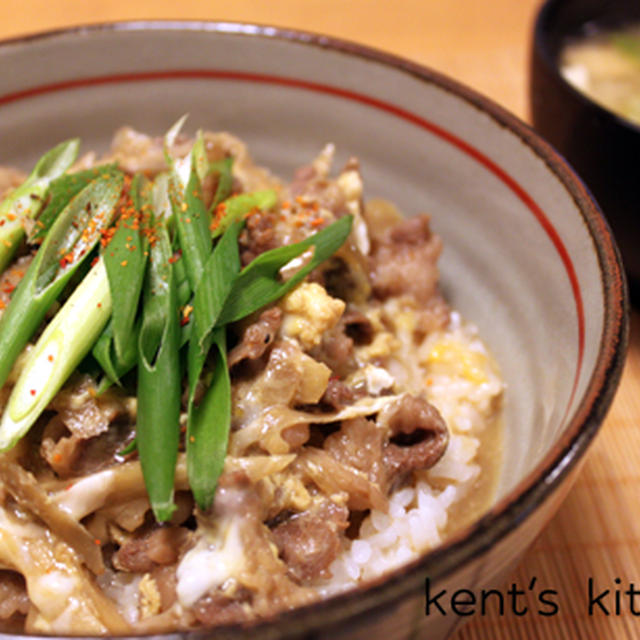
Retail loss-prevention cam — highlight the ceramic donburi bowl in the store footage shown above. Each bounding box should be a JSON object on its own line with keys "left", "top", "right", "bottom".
{"left": 0, "top": 21, "right": 629, "bottom": 640}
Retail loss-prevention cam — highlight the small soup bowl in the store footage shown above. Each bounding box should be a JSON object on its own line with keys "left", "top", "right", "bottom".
{"left": 530, "top": 0, "right": 640, "bottom": 301}
{"left": 0, "top": 21, "right": 629, "bottom": 640}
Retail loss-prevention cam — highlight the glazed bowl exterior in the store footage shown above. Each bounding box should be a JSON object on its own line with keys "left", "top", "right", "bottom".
{"left": 530, "top": 0, "right": 640, "bottom": 301}
{"left": 0, "top": 21, "right": 629, "bottom": 640}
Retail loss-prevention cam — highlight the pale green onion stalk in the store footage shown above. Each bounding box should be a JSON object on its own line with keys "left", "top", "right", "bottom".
{"left": 0, "top": 139, "right": 80, "bottom": 272}
{"left": 163, "top": 115, "right": 191, "bottom": 186}
{"left": 163, "top": 116, "right": 209, "bottom": 188}
{"left": 0, "top": 258, "right": 111, "bottom": 451}
{"left": 152, "top": 173, "right": 172, "bottom": 220}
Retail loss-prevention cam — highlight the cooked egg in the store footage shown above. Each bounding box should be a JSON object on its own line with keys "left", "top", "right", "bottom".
{"left": 280, "top": 282, "right": 345, "bottom": 349}
{"left": 425, "top": 339, "right": 488, "bottom": 384}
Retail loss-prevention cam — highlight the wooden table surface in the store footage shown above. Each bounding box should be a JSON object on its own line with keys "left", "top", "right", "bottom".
{"left": 1, "top": 2, "right": 639, "bottom": 638}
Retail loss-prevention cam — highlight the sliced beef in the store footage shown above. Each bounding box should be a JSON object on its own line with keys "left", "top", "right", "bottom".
{"left": 271, "top": 499, "right": 348, "bottom": 583}
{"left": 320, "top": 378, "right": 358, "bottom": 410}
{"left": 41, "top": 416, "right": 135, "bottom": 479}
{"left": 76, "top": 421, "right": 136, "bottom": 475}
{"left": 341, "top": 308, "right": 374, "bottom": 345}
{"left": 311, "top": 324, "right": 355, "bottom": 379}
{"left": 228, "top": 307, "right": 282, "bottom": 370}
{"left": 239, "top": 210, "right": 279, "bottom": 266}
{"left": 113, "top": 526, "right": 189, "bottom": 573}
{"left": 381, "top": 395, "right": 449, "bottom": 486}
{"left": 288, "top": 166, "right": 347, "bottom": 217}
{"left": 0, "top": 571, "right": 29, "bottom": 620}
{"left": 368, "top": 214, "right": 442, "bottom": 305}
{"left": 309, "top": 314, "right": 357, "bottom": 380}
{"left": 310, "top": 308, "right": 373, "bottom": 384}
{"left": 193, "top": 590, "right": 251, "bottom": 627}
{"left": 322, "top": 397, "right": 449, "bottom": 498}
{"left": 49, "top": 379, "right": 125, "bottom": 441}
{"left": 323, "top": 417, "right": 387, "bottom": 491}
{"left": 39, "top": 377, "right": 134, "bottom": 478}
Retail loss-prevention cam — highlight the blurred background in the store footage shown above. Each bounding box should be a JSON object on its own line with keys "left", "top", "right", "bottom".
{"left": 1, "top": 1, "right": 638, "bottom": 638}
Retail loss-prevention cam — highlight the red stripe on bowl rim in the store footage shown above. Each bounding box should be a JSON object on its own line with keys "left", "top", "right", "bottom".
{"left": 0, "top": 68, "right": 586, "bottom": 416}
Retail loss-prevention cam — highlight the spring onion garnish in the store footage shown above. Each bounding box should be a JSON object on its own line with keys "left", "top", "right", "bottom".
{"left": 187, "top": 328, "right": 230, "bottom": 511}
{"left": 93, "top": 173, "right": 178, "bottom": 390}
{"left": 210, "top": 189, "right": 278, "bottom": 240}
{"left": 0, "top": 258, "right": 112, "bottom": 451}
{"left": 0, "top": 172, "right": 123, "bottom": 391}
{"left": 0, "top": 139, "right": 79, "bottom": 272}
{"left": 95, "top": 214, "right": 353, "bottom": 512}
{"left": 30, "top": 164, "right": 121, "bottom": 242}
{"left": 0, "top": 123, "right": 356, "bottom": 519}
{"left": 93, "top": 175, "right": 150, "bottom": 384}
{"left": 209, "top": 157, "right": 233, "bottom": 211}
{"left": 166, "top": 123, "right": 212, "bottom": 291}
{"left": 186, "top": 220, "right": 242, "bottom": 510}
{"left": 153, "top": 172, "right": 193, "bottom": 306}
{"left": 137, "top": 221, "right": 181, "bottom": 522}
{"left": 218, "top": 214, "right": 353, "bottom": 325}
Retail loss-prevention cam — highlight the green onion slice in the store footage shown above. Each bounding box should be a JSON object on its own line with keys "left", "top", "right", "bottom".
{"left": 0, "top": 258, "right": 112, "bottom": 451}
{"left": 168, "top": 139, "right": 212, "bottom": 291}
{"left": 0, "top": 138, "right": 80, "bottom": 272}
{"left": 186, "top": 328, "right": 231, "bottom": 512}
{"left": 93, "top": 175, "right": 151, "bottom": 387}
{"left": 30, "top": 163, "right": 120, "bottom": 242}
{"left": 185, "top": 220, "right": 242, "bottom": 510}
{"left": 218, "top": 214, "right": 353, "bottom": 325}
{"left": 137, "top": 221, "right": 182, "bottom": 522}
{"left": 0, "top": 172, "right": 123, "bottom": 390}
{"left": 209, "top": 156, "right": 234, "bottom": 212}
{"left": 210, "top": 189, "right": 277, "bottom": 240}
{"left": 104, "top": 174, "right": 150, "bottom": 362}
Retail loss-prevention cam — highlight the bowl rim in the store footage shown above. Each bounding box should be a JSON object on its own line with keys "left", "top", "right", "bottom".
{"left": 0, "top": 19, "right": 630, "bottom": 638}
{"left": 532, "top": 0, "right": 640, "bottom": 135}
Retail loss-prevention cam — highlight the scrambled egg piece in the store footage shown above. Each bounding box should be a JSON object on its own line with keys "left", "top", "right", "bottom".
{"left": 424, "top": 338, "right": 488, "bottom": 384}
{"left": 139, "top": 574, "right": 161, "bottom": 619}
{"left": 280, "top": 283, "right": 345, "bottom": 350}
{"left": 262, "top": 473, "right": 312, "bottom": 512}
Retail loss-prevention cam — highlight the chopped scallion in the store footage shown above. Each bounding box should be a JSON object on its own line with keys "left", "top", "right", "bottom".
{"left": 0, "top": 172, "right": 123, "bottom": 389}
{"left": 0, "top": 258, "right": 112, "bottom": 451}
{"left": 0, "top": 139, "right": 80, "bottom": 271}
{"left": 137, "top": 221, "right": 182, "bottom": 522}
